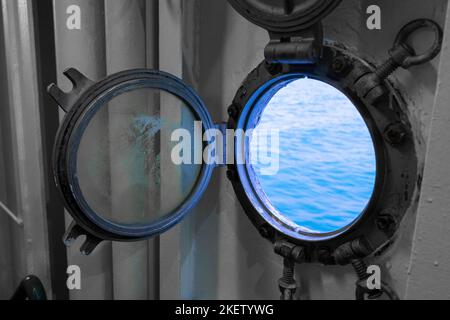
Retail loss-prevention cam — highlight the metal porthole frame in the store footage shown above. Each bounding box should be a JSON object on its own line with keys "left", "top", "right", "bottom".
{"left": 51, "top": 69, "right": 215, "bottom": 243}
{"left": 227, "top": 43, "right": 419, "bottom": 265}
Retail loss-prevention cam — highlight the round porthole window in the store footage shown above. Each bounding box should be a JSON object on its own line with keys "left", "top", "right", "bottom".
{"left": 227, "top": 43, "right": 420, "bottom": 261}
{"left": 247, "top": 78, "right": 377, "bottom": 236}
{"left": 49, "top": 69, "right": 215, "bottom": 247}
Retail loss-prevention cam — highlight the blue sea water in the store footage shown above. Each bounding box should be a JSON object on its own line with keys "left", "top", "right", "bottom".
{"left": 250, "top": 79, "right": 377, "bottom": 234}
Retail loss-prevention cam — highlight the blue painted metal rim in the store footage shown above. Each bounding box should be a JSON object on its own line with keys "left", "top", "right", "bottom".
{"left": 66, "top": 70, "right": 215, "bottom": 238}
{"left": 235, "top": 74, "right": 378, "bottom": 242}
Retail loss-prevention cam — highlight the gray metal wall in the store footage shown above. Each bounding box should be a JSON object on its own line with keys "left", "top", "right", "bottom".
{"left": 0, "top": 0, "right": 450, "bottom": 300}
{"left": 0, "top": 0, "right": 53, "bottom": 299}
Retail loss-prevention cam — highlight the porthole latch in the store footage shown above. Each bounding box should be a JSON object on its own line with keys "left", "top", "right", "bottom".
{"left": 353, "top": 259, "right": 400, "bottom": 301}
{"left": 354, "top": 19, "right": 443, "bottom": 104}
{"left": 274, "top": 241, "right": 305, "bottom": 300}
{"left": 334, "top": 239, "right": 400, "bottom": 300}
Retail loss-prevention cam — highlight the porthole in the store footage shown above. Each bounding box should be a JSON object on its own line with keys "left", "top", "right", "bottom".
{"left": 49, "top": 69, "right": 215, "bottom": 245}
{"left": 227, "top": 43, "right": 419, "bottom": 263}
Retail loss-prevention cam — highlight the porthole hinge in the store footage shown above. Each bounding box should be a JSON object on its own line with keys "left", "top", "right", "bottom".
{"left": 264, "top": 24, "right": 324, "bottom": 65}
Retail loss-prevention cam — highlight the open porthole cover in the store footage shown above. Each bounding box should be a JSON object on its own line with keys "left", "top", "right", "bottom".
{"left": 227, "top": 0, "right": 342, "bottom": 34}
{"left": 49, "top": 69, "right": 216, "bottom": 253}
{"left": 227, "top": 44, "right": 419, "bottom": 265}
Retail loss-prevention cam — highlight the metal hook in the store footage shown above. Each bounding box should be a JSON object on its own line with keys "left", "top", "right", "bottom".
{"left": 393, "top": 19, "right": 444, "bottom": 69}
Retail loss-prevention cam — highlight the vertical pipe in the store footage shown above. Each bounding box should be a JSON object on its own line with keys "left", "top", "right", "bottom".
{"left": 1, "top": 0, "right": 52, "bottom": 298}
{"left": 104, "top": 0, "right": 150, "bottom": 300}
{"left": 53, "top": 0, "right": 113, "bottom": 300}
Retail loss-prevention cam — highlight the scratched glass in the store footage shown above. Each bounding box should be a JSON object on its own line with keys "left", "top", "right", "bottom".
{"left": 76, "top": 88, "right": 201, "bottom": 226}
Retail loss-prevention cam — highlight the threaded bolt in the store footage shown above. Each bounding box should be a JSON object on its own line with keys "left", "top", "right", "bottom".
{"left": 384, "top": 122, "right": 408, "bottom": 146}
{"left": 332, "top": 56, "right": 352, "bottom": 76}
{"left": 352, "top": 259, "right": 383, "bottom": 300}
{"left": 282, "top": 260, "right": 295, "bottom": 284}
{"left": 352, "top": 259, "right": 368, "bottom": 280}
{"left": 377, "top": 214, "right": 396, "bottom": 231}
{"left": 279, "top": 258, "right": 297, "bottom": 301}
{"left": 375, "top": 58, "right": 400, "bottom": 80}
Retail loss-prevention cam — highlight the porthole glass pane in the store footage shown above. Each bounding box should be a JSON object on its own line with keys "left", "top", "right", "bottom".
{"left": 249, "top": 79, "right": 376, "bottom": 234}
{"left": 76, "top": 88, "right": 201, "bottom": 226}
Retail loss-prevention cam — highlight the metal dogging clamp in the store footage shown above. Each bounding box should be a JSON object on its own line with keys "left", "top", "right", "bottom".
{"left": 274, "top": 241, "right": 305, "bottom": 300}
{"left": 334, "top": 239, "right": 399, "bottom": 300}
{"left": 354, "top": 19, "right": 443, "bottom": 104}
